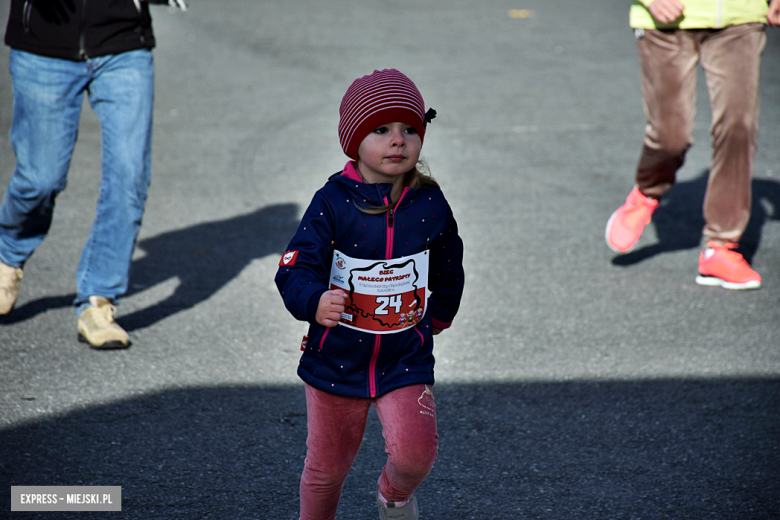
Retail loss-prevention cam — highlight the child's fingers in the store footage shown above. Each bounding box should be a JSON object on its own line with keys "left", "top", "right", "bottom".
{"left": 317, "top": 290, "right": 346, "bottom": 327}
{"left": 326, "top": 306, "right": 344, "bottom": 325}
{"left": 327, "top": 297, "right": 345, "bottom": 312}
{"left": 318, "top": 311, "right": 342, "bottom": 328}
{"left": 330, "top": 289, "right": 348, "bottom": 302}
{"left": 323, "top": 317, "right": 339, "bottom": 327}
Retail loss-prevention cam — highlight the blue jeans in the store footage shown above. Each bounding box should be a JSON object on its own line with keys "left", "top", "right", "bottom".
{"left": 0, "top": 49, "right": 154, "bottom": 313}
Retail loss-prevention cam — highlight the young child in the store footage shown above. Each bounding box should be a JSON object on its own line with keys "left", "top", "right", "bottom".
{"left": 275, "top": 69, "right": 465, "bottom": 520}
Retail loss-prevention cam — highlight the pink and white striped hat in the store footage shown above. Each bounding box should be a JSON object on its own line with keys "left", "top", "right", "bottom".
{"left": 338, "top": 69, "right": 430, "bottom": 160}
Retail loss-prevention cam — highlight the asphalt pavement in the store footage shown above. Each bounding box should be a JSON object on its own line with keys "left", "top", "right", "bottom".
{"left": 1, "top": 0, "right": 779, "bottom": 518}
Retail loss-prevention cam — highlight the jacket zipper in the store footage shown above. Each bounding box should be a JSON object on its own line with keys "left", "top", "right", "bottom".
{"left": 79, "top": 0, "right": 88, "bottom": 60}
{"left": 384, "top": 188, "right": 408, "bottom": 259}
{"left": 385, "top": 208, "right": 394, "bottom": 257}
{"left": 368, "top": 188, "right": 409, "bottom": 397}
{"left": 369, "top": 336, "right": 381, "bottom": 397}
{"left": 132, "top": 0, "right": 146, "bottom": 45}
{"left": 22, "top": 0, "right": 32, "bottom": 33}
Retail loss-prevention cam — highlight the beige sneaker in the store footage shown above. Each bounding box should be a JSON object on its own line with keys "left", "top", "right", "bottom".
{"left": 0, "top": 261, "right": 23, "bottom": 315}
{"left": 77, "top": 296, "right": 130, "bottom": 349}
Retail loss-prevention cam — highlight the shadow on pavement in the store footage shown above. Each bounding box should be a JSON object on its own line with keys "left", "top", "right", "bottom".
{"left": 0, "top": 203, "right": 299, "bottom": 329}
{"left": 2, "top": 380, "right": 778, "bottom": 519}
{"left": 612, "top": 173, "right": 780, "bottom": 266}
{"left": 120, "top": 203, "right": 299, "bottom": 331}
{"left": 0, "top": 295, "right": 76, "bottom": 325}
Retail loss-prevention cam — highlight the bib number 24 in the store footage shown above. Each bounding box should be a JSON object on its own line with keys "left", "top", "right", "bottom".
{"left": 375, "top": 295, "right": 403, "bottom": 315}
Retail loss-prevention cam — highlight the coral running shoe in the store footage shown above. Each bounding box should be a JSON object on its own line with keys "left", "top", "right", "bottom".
{"left": 695, "top": 241, "right": 761, "bottom": 290}
{"left": 605, "top": 186, "right": 659, "bottom": 253}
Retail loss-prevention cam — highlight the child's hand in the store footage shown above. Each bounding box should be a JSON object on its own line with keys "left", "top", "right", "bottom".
{"left": 432, "top": 327, "right": 443, "bottom": 335}
{"left": 647, "top": 0, "right": 684, "bottom": 24}
{"left": 316, "top": 289, "right": 347, "bottom": 328}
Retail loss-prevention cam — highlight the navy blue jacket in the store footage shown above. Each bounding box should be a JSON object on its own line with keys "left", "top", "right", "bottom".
{"left": 275, "top": 163, "right": 465, "bottom": 398}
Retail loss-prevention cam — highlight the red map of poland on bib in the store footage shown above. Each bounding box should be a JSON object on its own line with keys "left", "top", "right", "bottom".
{"left": 329, "top": 250, "right": 429, "bottom": 334}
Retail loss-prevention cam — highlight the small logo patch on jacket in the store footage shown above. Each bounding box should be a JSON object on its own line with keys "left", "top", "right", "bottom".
{"left": 280, "top": 250, "right": 299, "bottom": 266}
{"left": 300, "top": 336, "right": 309, "bottom": 351}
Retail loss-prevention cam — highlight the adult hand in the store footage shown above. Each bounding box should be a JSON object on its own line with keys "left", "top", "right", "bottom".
{"left": 316, "top": 289, "right": 347, "bottom": 328}
{"left": 647, "top": 0, "right": 685, "bottom": 24}
{"left": 768, "top": 0, "right": 780, "bottom": 26}
{"left": 432, "top": 328, "right": 443, "bottom": 335}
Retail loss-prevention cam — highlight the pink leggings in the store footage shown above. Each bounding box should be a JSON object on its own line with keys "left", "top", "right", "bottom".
{"left": 300, "top": 383, "right": 438, "bottom": 520}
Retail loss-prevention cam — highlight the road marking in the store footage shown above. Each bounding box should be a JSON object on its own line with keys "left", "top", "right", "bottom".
{"left": 508, "top": 9, "right": 534, "bottom": 19}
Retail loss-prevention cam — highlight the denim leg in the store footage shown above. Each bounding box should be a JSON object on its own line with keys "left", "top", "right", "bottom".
{"left": 0, "top": 50, "right": 88, "bottom": 268}
{"left": 75, "top": 50, "right": 154, "bottom": 309}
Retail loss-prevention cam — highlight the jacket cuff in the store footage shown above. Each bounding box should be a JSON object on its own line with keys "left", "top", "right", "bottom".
{"left": 305, "top": 288, "right": 327, "bottom": 324}
{"left": 431, "top": 317, "right": 452, "bottom": 330}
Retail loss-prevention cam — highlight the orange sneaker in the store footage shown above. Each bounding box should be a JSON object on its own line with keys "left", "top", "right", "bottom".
{"left": 605, "top": 186, "right": 659, "bottom": 253}
{"left": 695, "top": 241, "right": 761, "bottom": 290}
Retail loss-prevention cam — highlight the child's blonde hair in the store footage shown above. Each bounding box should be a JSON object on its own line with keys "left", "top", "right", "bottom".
{"left": 356, "top": 160, "right": 439, "bottom": 215}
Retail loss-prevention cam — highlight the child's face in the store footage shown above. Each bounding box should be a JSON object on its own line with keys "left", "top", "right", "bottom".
{"left": 356, "top": 122, "right": 422, "bottom": 185}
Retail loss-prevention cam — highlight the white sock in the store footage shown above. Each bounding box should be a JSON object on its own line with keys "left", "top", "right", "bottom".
{"left": 378, "top": 489, "right": 409, "bottom": 508}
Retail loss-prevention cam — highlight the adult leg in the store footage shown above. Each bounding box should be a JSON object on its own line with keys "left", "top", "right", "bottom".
{"left": 604, "top": 29, "right": 701, "bottom": 253}
{"left": 0, "top": 50, "right": 87, "bottom": 268}
{"left": 300, "top": 384, "right": 371, "bottom": 520}
{"left": 75, "top": 49, "right": 154, "bottom": 311}
{"left": 699, "top": 23, "right": 766, "bottom": 244}
{"left": 374, "top": 384, "right": 438, "bottom": 504}
{"left": 635, "top": 29, "right": 700, "bottom": 198}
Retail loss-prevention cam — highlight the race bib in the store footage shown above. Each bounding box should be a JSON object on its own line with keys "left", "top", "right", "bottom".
{"left": 329, "top": 249, "right": 429, "bottom": 334}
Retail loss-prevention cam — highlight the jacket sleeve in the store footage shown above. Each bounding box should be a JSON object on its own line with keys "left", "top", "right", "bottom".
{"left": 427, "top": 198, "right": 465, "bottom": 330}
{"left": 275, "top": 191, "right": 336, "bottom": 324}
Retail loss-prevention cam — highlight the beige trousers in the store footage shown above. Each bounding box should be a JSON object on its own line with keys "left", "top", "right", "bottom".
{"left": 635, "top": 23, "right": 766, "bottom": 243}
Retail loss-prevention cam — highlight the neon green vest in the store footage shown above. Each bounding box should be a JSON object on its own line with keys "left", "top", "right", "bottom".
{"left": 630, "top": 0, "right": 769, "bottom": 29}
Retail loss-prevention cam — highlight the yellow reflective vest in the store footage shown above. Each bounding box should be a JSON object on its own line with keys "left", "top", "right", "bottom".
{"left": 630, "top": 0, "right": 769, "bottom": 29}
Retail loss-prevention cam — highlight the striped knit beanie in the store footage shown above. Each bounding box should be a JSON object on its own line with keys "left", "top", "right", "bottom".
{"left": 338, "top": 69, "right": 428, "bottom": 160}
